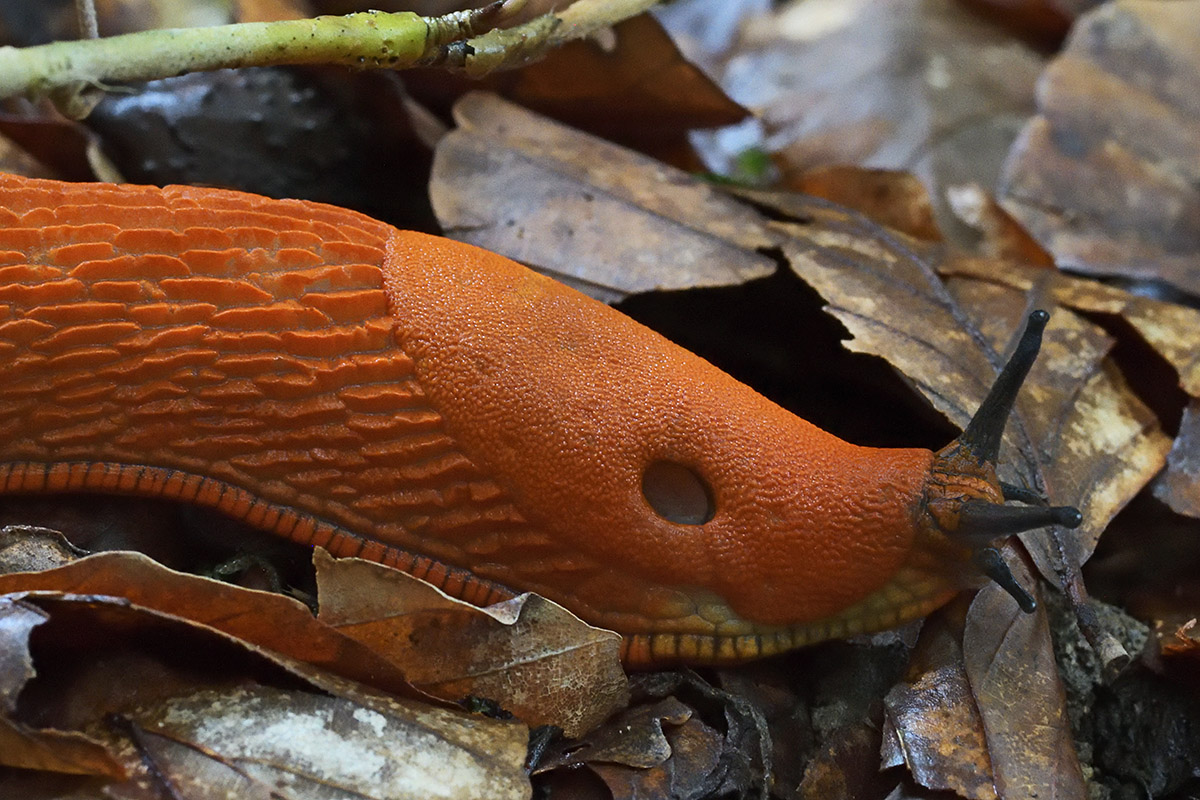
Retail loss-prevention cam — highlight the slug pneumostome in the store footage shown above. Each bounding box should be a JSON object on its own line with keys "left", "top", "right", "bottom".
{"left": 0, "top": 174, "right": 1080, "bottom": 665}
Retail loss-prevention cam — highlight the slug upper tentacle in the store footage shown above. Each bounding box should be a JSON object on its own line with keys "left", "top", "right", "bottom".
{"left": 921, "top": 310, "right": 1082, "bottom": 612}
{"left": 0, "top": 173, "right": 1081, "bottom": 666}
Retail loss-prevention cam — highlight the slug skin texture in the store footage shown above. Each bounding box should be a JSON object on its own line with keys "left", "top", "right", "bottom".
{"left": 0, "top": 174, "right": 956, "bottom": 665}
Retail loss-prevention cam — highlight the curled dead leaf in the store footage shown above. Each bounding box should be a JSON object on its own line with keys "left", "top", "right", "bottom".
{"left": 315, "top": 550, "right": 629, "bottom": 738}
{"left": 0, "top": 587, "right": 530, "bottom": 797}
{"left": 0, "top": 550, "right": 417, "bottom": 697}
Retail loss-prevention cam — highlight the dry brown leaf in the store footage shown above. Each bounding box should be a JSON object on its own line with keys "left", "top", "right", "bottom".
{"left": 708, "top": 664, "right": 812, "bottom": 797}
{"left": 945, "top": 280, "right": 1167, "bottom": 579}
{"left": 430, "top": 88, "right": 1181, "bottom": 672}
{"left": 944, "top": 257, "right": 1199, "bottom": 522}
{"left": 430, "top": 95, "right": 1174, "bottom": 583}
{"left": 537, "top": 696, "right": 692, "bottom": 774}
{"left": 478, "top": 14, "right": 748, "bottom": 147}
{"left": 539, "top": 693, "right": 741, "bottom": 800}
{"left": 1160, "top": 618, "right": 1200, "bottom": 661}
{"left": 0, "top": 590, "right": 530, "bottom": 796}
{"left": 752, "top": 192, "right": 1169, "bottom": 583}
{"left": 315, "top": 550, "right": 628, "bottom": 738}
{"left": 882, "top": 657, "right": 995, "bottom": 800}
{"left": 94, "top": 0, "right": 234, "bottom": 33}
{"left": 0, "top": 596, "right": 39, "bottom": 711}
{"left": 590, "top": 713, "right": 726, "bottom": 800}
{"left": 956, "top": 0, "right": 1078, "bottom": 46}
{"left": 430, "top": 91, "right": 775, "bottom": 303}
{"left": 0, "top": 132, "right": 56, "bottom": 182}
{"left": 945, "top": 182, "right": 1057, "bottom": 267}
{"left": 942, "top": 256, "right": 1200, "bottom": 396}
{"left": 1154, "top": 400, "right": 1200, "bottom": 518}
{"left": 0, "top": 597, "right": 127, "bottom": 779}
{"left": 748, "top": 189, "right": 1167, "bottom": 695}
{"left": 0, "top": 551, "right": 416, "bottom": 696}
{"left": 0, "top": 715, "right": 128, "bottom": 782}
{"left": 756, "top": 191, "right": 1151, "bottom": 543}
{"left": 0, "top": 114, "right": 96, "bottom": 183}
{"left": 1000, "top": 0, "right": 1200, "bottom": 295}
{"left": 233, "top": 0, "right": 311, "bottom": 22}
{"left": 794, "top": 724, "right": 893, "bottom": 800}
{"left": 784, "top": 166, "right": 942, "bottom": 242}
{"left": 700, "top": 0, "right": 1045, "bottom": 246}
{"left": 963, "top": 550, "right": 1087, "bottom": 800}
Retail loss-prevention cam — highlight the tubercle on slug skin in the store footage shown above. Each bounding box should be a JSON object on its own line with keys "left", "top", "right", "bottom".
{"left": 0, "top": 174, "right": 1079, "bottom": 666}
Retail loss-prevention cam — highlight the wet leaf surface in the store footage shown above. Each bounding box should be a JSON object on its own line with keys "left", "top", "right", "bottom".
{"left": 883, "top": 657, "right": 996, "bottom": 799}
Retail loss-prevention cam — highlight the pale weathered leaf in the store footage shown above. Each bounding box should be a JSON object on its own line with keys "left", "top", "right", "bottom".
{"left": 107, "top": 684, "right": 530, "bottom": 800}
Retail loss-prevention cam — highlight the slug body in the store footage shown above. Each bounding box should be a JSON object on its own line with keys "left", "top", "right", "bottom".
{"left": 0, "top": 175, "right": 1078, "bottom": 665}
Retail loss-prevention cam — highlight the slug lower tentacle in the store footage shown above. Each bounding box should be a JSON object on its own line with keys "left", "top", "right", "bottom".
{"left": 0, "top": 174, "right": 1080, "bottom": 666}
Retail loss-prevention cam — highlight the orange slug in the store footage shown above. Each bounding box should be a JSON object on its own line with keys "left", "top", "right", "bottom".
{"left": 0, "top": 173, "right": 1080, "bottom": 666}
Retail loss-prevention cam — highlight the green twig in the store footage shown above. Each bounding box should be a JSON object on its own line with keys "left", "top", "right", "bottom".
{"left": 0, "top": 0, "right": 663, "bottom": 106}
{"left": 0, "top": 4, "right": 508, "bottom": 101}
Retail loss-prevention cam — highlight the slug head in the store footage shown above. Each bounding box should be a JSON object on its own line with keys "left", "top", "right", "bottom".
{"left": 922, "top": 311, "right": 1082, "bottom": 612}
{"left": 384, "top": 232, "right": 1081, "bottom": 662}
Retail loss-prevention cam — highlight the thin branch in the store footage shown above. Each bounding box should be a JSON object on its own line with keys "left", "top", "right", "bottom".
{"left": 0, "top": 0, "right": 664, "bottom": 104}
{"left": 0, "top": 0, "right": 586, "bottom": 101}
{"left": 437, "top": 0, "right": 662, "bottom": 75}
{"left": 75, "top": 0, "right": 99, "bottom": 40}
